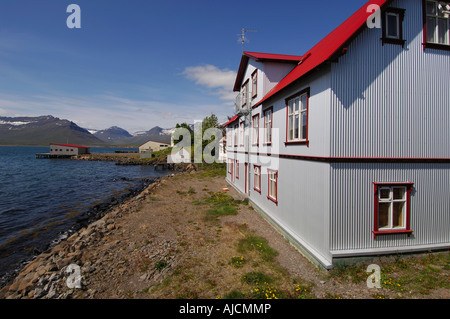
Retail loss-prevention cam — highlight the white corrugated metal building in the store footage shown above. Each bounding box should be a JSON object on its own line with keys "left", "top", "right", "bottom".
{"left": 225, "top": 0, "right": 450, "bottom": 269}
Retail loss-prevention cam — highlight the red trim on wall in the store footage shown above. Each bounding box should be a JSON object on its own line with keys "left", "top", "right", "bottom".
{"left": 226, "top": 150, "right": 450, "bottom": 163}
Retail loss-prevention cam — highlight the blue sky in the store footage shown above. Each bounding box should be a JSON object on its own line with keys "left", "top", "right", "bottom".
{"left": 0, "top": 0, "right": 366, "bottom": 133}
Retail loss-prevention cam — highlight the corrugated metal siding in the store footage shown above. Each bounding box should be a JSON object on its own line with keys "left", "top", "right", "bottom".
{"left": 330, "top": 163, "right": 450, "bottom": 252}
{"left": 330, "top": 0, "right": 450, "bottom": 158}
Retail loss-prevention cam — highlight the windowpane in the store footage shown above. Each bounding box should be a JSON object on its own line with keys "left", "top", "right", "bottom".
{"left": 379, "top": 188, "right": 391, "bottom": 200}
{"left": 427, "top": 1, "right": 436, "bottom": 15}
{"left": 288, "top": 115, "right": 294, "bottom": 140}
{"left": 294, "top": 114, "right": 299, "bottom": 139}
{"left": 427, "top": 17, "right": 437, "bottom": 42}
{"left": 300, "top": 94, "right": 307, "bottom": 111}
{"left": 438, "top": 18, "right": 449, "bottom": 44}
{"left": 293, "top": 98, "right": 299, "bottom": 112}
{"left": 387, "top": 14, "right": 399, "bottom": 38}
{"left": 393, "top": 187, "right": 406, "bottom": 200}
{"left": 378, "top": 203, "right": 391, "bottom": 229}
{"left": 288, "top": 100, "right": 294, "bottom": 115}
{"left": 393, "top": 202, "right": 405, "bottom": 228}
{"left": 301, "top": 112, "right": 307, "bottom": 139}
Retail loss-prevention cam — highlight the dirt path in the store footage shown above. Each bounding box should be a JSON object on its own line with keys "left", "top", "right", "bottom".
{"left": 1, "top": 168, "right": 448, "bottom": 299}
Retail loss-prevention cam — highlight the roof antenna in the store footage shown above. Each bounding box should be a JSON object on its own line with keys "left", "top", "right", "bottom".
{"left": 238, "top": 28, "right": 257, "bottom": 52}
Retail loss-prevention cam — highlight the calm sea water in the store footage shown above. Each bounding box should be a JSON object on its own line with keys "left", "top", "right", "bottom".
{"left": 0, "top": 146, "right": 168, "bottom": 286}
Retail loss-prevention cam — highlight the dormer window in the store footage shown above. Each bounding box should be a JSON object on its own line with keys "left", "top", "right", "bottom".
{"left": 381, "top": 7, "right": 406, "bottom": 46}
{"left": 423, "top": 0, "right": 450, "bottom": 50}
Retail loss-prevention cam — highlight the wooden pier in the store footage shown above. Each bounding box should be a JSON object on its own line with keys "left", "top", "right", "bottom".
{"left": 36, "top": 153, "right": 74, "bottom": 159}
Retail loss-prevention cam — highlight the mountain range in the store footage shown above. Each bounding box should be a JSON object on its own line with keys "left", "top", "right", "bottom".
{"left": 0, "top": 115, "right": 173, "bottom": 147}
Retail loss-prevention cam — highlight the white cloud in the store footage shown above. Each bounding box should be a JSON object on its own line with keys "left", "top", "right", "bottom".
{"left": 182, "top": 64, "right": 237, "bottom": 104}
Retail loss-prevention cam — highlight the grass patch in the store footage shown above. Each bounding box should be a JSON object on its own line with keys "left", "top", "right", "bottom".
{"left": 196, "top": 191, "right": 242, "bottom": 218}
{"left": 237, "top": 235, "right": 279, "bottom": 262}
{"left": 242, "top": 272, "right": 274, "bottom": 285}
{"left": 198, "top": 163, "right": 227, "bottom": 178}
{"left": 155, "top": 260, "right": 168, "bottom": 272}
{"left": 230, "top": 256, "right": 246, "bottom": 268}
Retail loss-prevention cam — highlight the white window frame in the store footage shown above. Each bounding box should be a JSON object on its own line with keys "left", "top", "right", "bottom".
{"left": 252, "top": 114, "right": 260, "bottom": 146}
{"left": 253, "top": 165, "right": 261, "bottom": 193}
{"left": 240, "top": 122, "right": 245, "bottom": 147}
{"left": 287, "top": 91, "right": 308, "bottom": 142}
{"left": 264, "top": 108, "right": 272, "bottom": 145}
{"left": 386, "top": 12, "right": 401, "bottom": 39}
{"left": 377, "top": 186, "right": 407, "bottom": 231}
{"left": 267, "top": 169, "right": 278, "bottom": 203}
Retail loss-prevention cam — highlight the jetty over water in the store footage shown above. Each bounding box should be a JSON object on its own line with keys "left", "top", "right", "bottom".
{"left": 35, "top": 153, "right": 74, "bottom": 159}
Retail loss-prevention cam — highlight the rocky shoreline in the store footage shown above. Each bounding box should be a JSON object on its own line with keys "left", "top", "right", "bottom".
{"left": 0, "top": 156, "right": 199, "bottom": 299}
{"left": 0, "top": 172, "right": 177, "bottom": 299}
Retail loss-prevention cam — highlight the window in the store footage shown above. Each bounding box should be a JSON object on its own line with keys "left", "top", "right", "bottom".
{"left": 253, "top": 165, "right": 261, "bottom": 193}
{"left": 240, "top": 122, "right": 245, "bottom": 147}
{"left": 251, "top": 70, "right": 258, "bottom": 98}
{"left": 252, "top": 114, "right": 260, "bottom": 146}
{"left": 242, "top": 80, "right": 249, "bottom": 106}
{"left": 267, "top": 169, "right": 278, "bottom": 204}
{"left": 373, "top": 183, "right": 414, "bottom": 237}
{"left": 424, "top": 0, "right": 450, "bottom": 49}
{"left": 382, "top": 8, "right": 406, "bottom": 46}
{"left": 235, "top": 160, "right": 239, "bottom": 179}
{"left": 234, "top": 124, "right": 238, "bottom": 147}
{"left": 264, "top": 108, "right": 273, "bottom": 145}
{"left": 227, "top": 159, "right": 232, "bottom": 174}
{"left": 286, "top": 89, "right": 309, "bottom": 144}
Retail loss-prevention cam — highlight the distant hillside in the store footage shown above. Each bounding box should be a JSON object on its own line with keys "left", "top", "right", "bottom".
{"left": 96, "top": 126, "right": 173, "bottom": 146}
{"left": 93, "top": 126, "right": 133, "bottom": 143}
{"left": 0, "top": 115, "right": 107, "bottom": 146}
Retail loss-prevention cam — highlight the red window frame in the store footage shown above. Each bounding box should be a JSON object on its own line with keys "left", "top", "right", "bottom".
{"left": 263, "top": 107, "right": 273, "bottom": 146}
{"left": 253, "top": 165, "right": 261, "bottom": 194}
{"left": 267, "top": 169, "right": 278, "bottom": 205}
{"left": 252, "top": 114, "right": 260, "bottom": 146}
{"left": 373, "top": 182, "right": 414, "bottom": 238}
{"left": 285, "top": 88, "right": 310, "bottom": 147}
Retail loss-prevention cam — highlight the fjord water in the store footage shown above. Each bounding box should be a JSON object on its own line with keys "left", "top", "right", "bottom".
{"left": 0, "top": 146, "right": 167, "bottom": 286}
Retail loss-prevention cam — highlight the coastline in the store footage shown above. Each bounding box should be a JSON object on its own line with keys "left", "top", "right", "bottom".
{"left": 0, "top": 168, "right": 190, "bottom": 299}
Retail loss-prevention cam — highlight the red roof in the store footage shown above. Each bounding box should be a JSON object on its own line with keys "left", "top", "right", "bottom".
{"left": 223, "top": 115, "right": 239, "bottom": 128}
{"left": 234, "top": 51, "right": 303, "bottom": 92}
{"left": 50, "top": 143, "right": 90, "bottom": 149}
{"left": 254, "top": 0, "right": 390, "bottom": 107}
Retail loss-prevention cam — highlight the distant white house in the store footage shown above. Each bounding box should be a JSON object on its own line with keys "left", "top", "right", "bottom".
{"left": 167, "top": 147, "right": 191, "bottom": 164}
{"left": 218, "top": 136, "right": 227, "bottom": 163}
